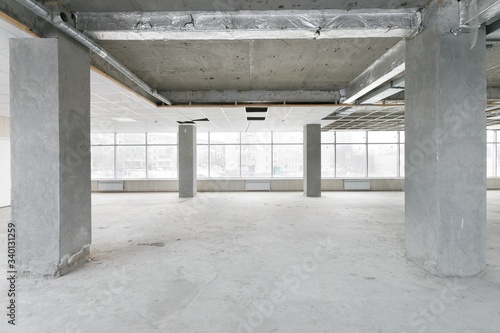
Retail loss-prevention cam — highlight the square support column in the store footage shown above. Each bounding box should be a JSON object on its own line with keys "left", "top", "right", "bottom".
{"left": 304, "top": 124, "right": 321, "bottom": 197}
{"left": 405, "top": 0, "right": 487, "bottom": 277}
{"left": 178, "top": 125, "right": 197, "bottom": 198}
{"left": 10, "top": 37, "right": 91, "bottom": 277}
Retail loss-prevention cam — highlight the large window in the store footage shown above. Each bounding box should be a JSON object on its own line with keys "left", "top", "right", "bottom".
{"left": 91, "top": 133, "right": 177, "bottom": 179}
{"left": 241, "top": 145, "right": 272, "bottom": 177}
{"left": 210, "top": 145, "right": 240, "bottom": 177}
{"left": 91, "top": 130, "right": 500, "bottom": 180}
{"left": 336, "top": 144, "right": 367, "bottom": 177}
{"left": 273, "top": 145, "right": 303, "bottom": 177}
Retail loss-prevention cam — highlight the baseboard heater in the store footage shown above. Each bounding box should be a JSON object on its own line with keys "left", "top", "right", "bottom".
{"left": 98, "top": 180, "right": 124, "bottom": 191}
{"left": 344, "top": 179, "right": 371, "bottom": 190}
{"left": 245, "top": 180, "right": 271, "bottom": 191}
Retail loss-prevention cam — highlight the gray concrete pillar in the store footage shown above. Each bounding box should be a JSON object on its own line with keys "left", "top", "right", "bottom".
{"left": 178, "top": 125, "right": 197, "bottom": 198}
{"left": 10, "top": 37, "right": 91, "bottom": 277}
{"left": 405, "top": 0, "right": 487, "bottom": 277}
{"left": 304, "top": 124, "right": 321, "bottom": 197}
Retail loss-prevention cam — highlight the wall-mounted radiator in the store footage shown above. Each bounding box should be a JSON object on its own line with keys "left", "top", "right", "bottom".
{"left": 98, "top": 180, "right": 124, "bottom": 191}
{"left": 343, "top": 179, "right": 371, "bottom": 190}
{"left": 245, "top": 180, "right": 271, "bottom": 191}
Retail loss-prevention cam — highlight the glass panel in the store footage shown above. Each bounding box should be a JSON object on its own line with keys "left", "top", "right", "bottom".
{"left": 368, "top": 144, "right": 398, "bottom": 177}
{"left": 197, "top": 145, "right": 209, "bottom": 178}
{"left": 273, "top": 145, "right": 303, "bottom": 177}
{"left": 147, "top": 146, "right": 177, "bottom": 178}
{"left": 91, "top": 133, "right": 114, "bottom": 145}
{"left": 336, "top": 131, "right": 366, "bottom": 143}
{"left": 116, "top": 146, "right": 146, "bottom": 178}
{"left": 241, "top": 145, "right": 272, "bottom": 177}
{"left": 210, "top": 132, "right": 240, "bottom": 144}
{"left": 488, "top": 143, "right": 495, "bottom": 177}
{"left": 400, "top": 131, "right": 405, "bottom": 143}
{"left": 368, "top": 131, "right": 398, "bottom": 143}
{"left": 147, "top": 133, "right": 177, "bottom": 145}
{"left": 272, "top": 132, "right": 303, "bottom": 144}
{"left": 210, "top": 145, "right": 240, "bottom": 177}
{"left": 321, "top": 144, "right": 335, "bottom": 177}
{"left": 321, "top": 132, "right": 335, "bottom": 144}
{"left": 116, "top": 133, "right": 146, "bottom": 145}
{"left": 400, "top": 144, "right": 405, "bottom": 177}
{"left": 336, "top": 144, "right": 366, "bottom": 177}
{"left": 91, "top": 146, "right": 114, "bottom": 178}
{"left": 197, "top": 132, "right": 209, "bottom": 144}
{"left": 487, "top": 130, "right": 496, "bottom": 143}
{"left": 241, "top": 132, "right": 272, "bottom": 144}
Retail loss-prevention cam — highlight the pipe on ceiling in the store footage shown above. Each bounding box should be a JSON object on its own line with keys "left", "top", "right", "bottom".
{"left": 12, "top": 0, "right": 172, "bottom": 106}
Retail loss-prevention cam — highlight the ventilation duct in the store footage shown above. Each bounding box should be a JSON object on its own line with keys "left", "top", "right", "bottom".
{"left": 13, "top": 0, "right": 172, "bottom": 106}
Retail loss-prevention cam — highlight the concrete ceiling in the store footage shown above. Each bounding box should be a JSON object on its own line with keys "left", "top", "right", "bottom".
{"left": 100, "top": 38, "right": 400, "bottom": 91}
{"left": 1, "top": 0, "right": 500, "bottom": 133}
{"left": 51, "top": 0, "right": 432, "bottom": 12}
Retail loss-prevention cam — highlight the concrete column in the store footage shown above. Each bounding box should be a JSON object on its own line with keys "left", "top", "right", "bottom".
{"left": 10, "top": 37, "right": 91, "bottom": 277}
{"left": 405, "top": 0, "right": 486, "bottom": 277}
{"left": 303, "top": 124, "right": 321, "bottom": 197}
{"left": 178, "top": 125, "right": 197, "bottom": 198}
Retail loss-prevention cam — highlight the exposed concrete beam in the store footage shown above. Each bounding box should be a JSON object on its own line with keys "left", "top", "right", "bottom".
{"left": 0, "top": 0, "right": 160, "bottom": 105}
{"left": 342, "top": 40, "right": 405, "bottom": 104}
{"left": 76, "top": 9, "right": 422, "bottom": 40}
{"left": 463, "top": 0, "right": 500, "bottom": 25}
{"left": 161, "top": 90, "right": 341, "bottom": 104}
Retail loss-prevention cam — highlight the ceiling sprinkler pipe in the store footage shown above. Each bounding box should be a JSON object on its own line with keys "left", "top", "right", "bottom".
{"left": 13, "top": 0, "right": 172, "bottom": 106}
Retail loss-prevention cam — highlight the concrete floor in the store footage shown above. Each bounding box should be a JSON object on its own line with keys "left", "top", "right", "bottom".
{"left": 1, "top": 191, "right": 500, "bottom": 333}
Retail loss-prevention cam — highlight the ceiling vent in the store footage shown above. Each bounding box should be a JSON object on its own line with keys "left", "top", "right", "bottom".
{"left": 246, "top": 107, "right": 268, "bottom": 121}
{"left": 245, "top": 107, "right": 268, "bottom": 113}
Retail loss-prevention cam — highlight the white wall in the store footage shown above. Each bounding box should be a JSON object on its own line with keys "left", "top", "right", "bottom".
{"left": 0, "top": 116, "right": 11, "bottom": 207}
{"left": 0, "top": 139, "right": 10, "bottom": 207}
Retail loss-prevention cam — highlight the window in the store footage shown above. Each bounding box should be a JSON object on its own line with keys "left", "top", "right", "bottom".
{"left": 91, "top": 146, "right": 114, "bottom": 178}
{"left": 241, "top": 145, "right": 272, "bottom": 177}
{"left": 116, "top": 133, "right": 146, "bottom": 145}
{"left": 400, "top": 144, "right": 405, "bottom": 177}
{"left": 116, "top": 146, "right": 146, "bottom": 178}
{"left": 321, "top": 145, "right": 335, "bottom": 177}
{"left": 368, "top": 131, "right": 398, "bottom": 143}
{"left": 321, "top": 132, "right": 335, "bottom": 144}
{"left": 147, "top": 133, "right": 177, "bottom": 145}
{"left": 336, "top": 144, "right": 366, "bottom": 177}
{"left": 210, "top": 132, "right": 240, "bottom": 144}
{"left": 368, "top": 144, "right": 398, "bottom": 177}
{"left": 273, "top": 132, "right": 303, "bottom": 144}
{"left": 197, "top": 145, "right": 209, "bottom": 178}
{"left": 210, "top": 145, "right": 240, "bottom": 177}
{"left": 488, "top": 143, "right": 495, "bottom": 178}
{"left": 197, "top": 132, "right": 209, "bottom": 144}
{"left": 273, "top": 145, "right": 303, "bottom": 177}
{"left": 336, "top": 131, "right": 366, "bottom": 143}
{"left": 147, "top": 146, "right": 177, "bottom": 178}
{"left": 91, "top": 133, "right": 114, "bottom": 145}
{"left": 241, "top": 132, "right": 272, "bottom": 144}
{"left": 91, "top": 130, "right": 497, "bottom": 180}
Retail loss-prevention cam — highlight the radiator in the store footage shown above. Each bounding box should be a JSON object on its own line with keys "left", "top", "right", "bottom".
{"left": 344, "top": 179, "right": 371, "bottom": 190}
{"left": 245, "top": 180, "right": 271, "bottom": 191}
{"left": 98, "top": 180, "right": 124, "bottom": 191}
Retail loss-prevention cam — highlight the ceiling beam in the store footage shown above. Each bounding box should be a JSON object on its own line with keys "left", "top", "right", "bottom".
{"left": 358, "top": 77, "right": 405, "bottom": 104}
{"left": 341, "top": 40, "right": 405, "bottom": 104}
{"left": 160, "top": 90, "right": 341, "bottom": 104}
{"left": 462, "top": 0, "right": 500, "bottom": 25}
{"left": 76, "top": 9, "right": 422, "bottom": 41}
